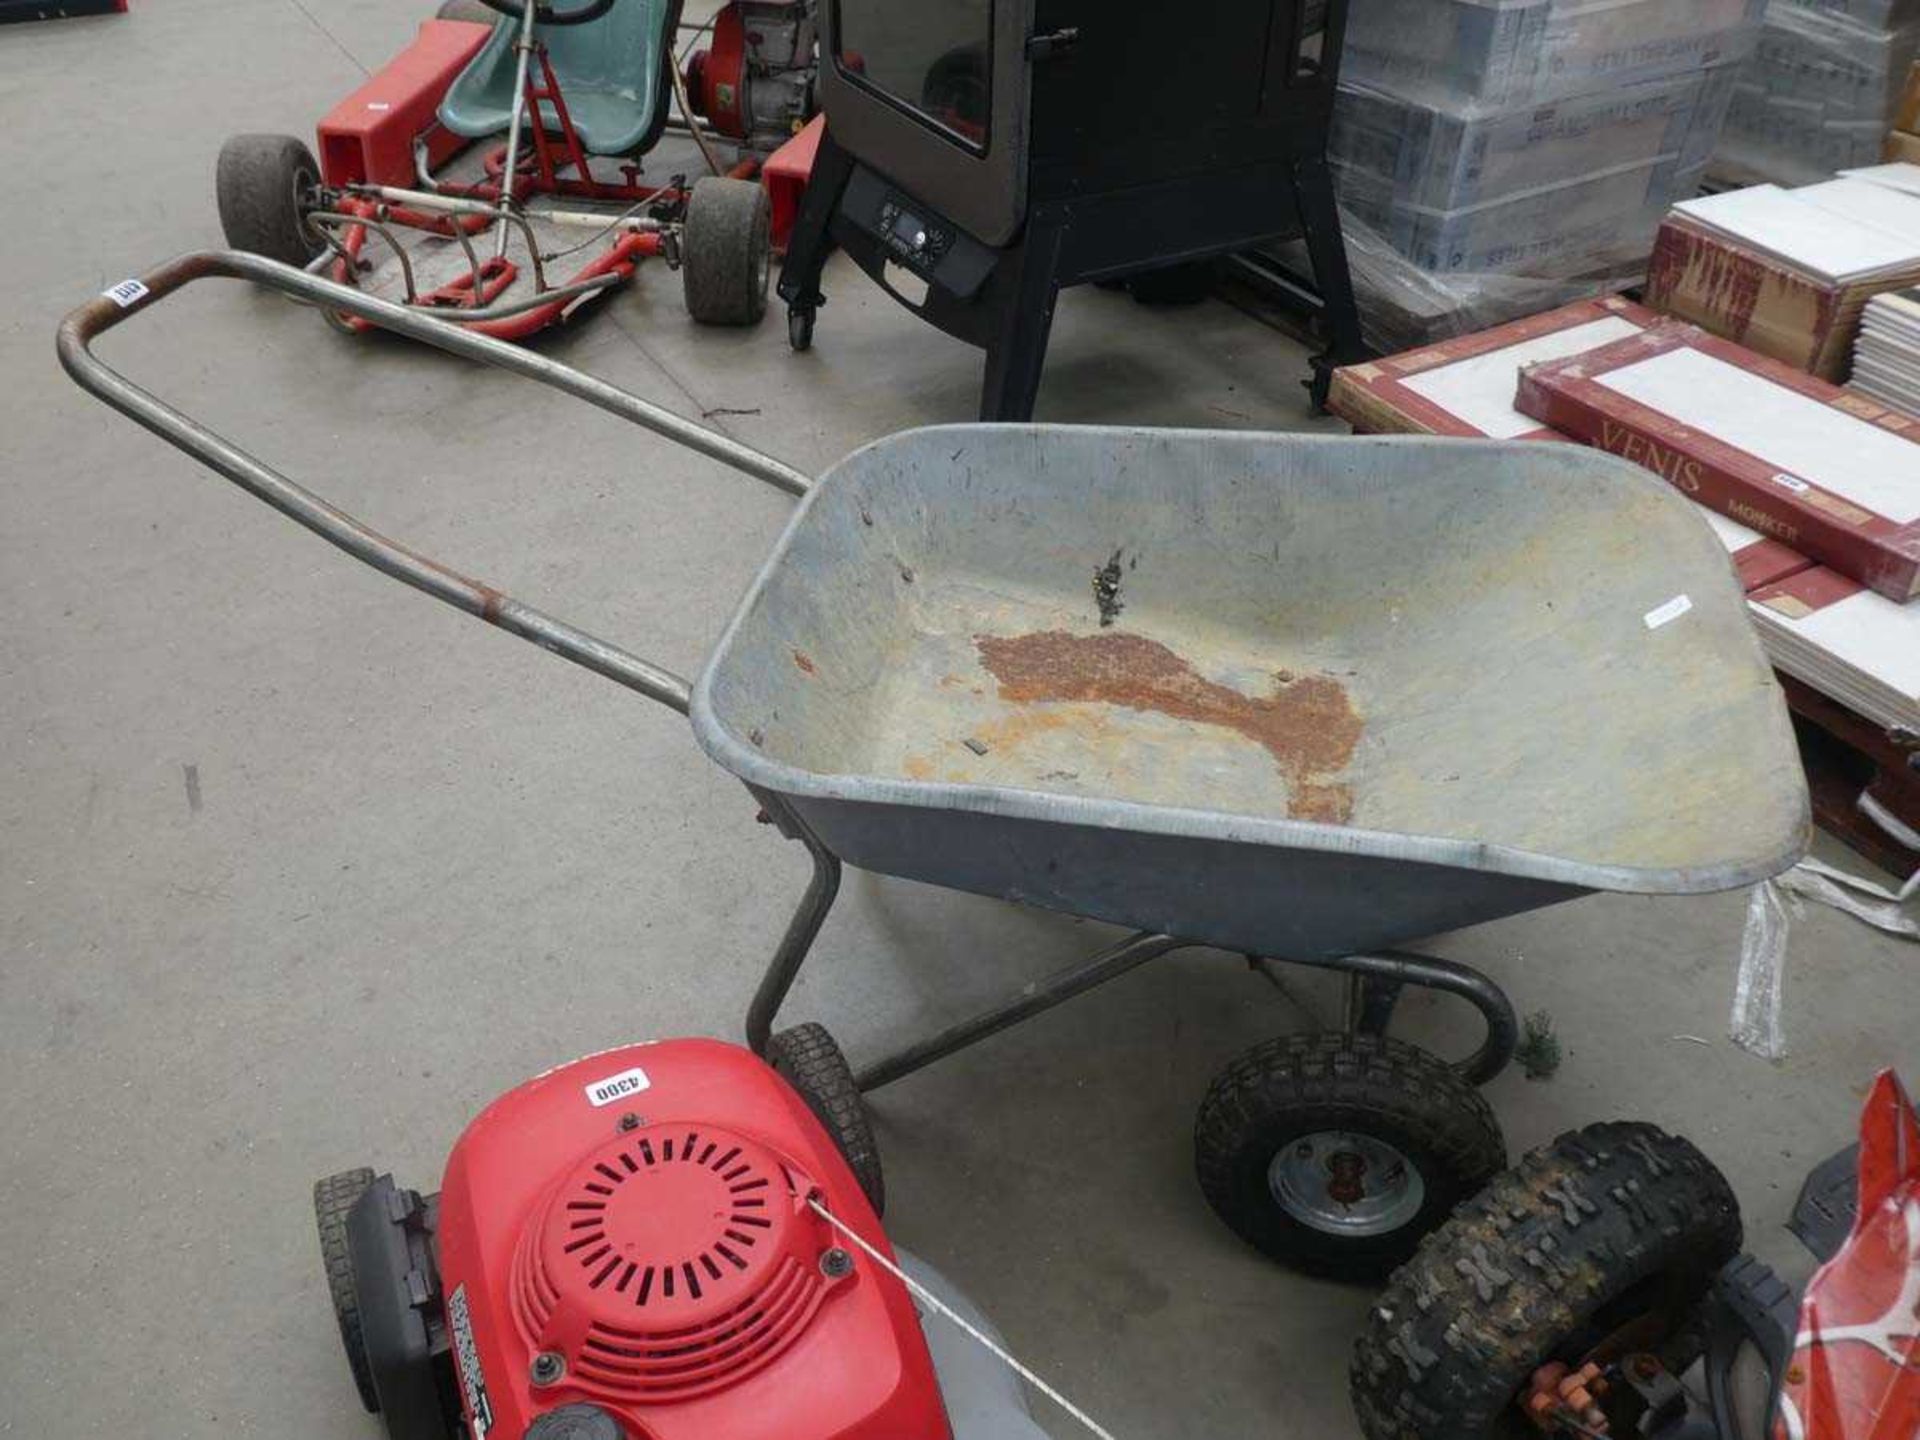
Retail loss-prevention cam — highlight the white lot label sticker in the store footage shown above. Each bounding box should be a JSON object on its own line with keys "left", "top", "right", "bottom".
{"left": 1770, "top": 472, "right": 1811, "bottom": 494}
{"left": 584, "top": 1065, "right": 651, "bottom": 1107}
{"left": 1644, "top": 593, "right": 1693, "bottom": 630}
{"left": 446, "top": 1284, "right": 494, "bottom": 1437}
{"left": 102, "top": 279, "right": 149, "bottom": 308}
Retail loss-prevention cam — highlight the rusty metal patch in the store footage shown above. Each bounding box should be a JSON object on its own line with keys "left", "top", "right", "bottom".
{"left": 973, "top": 630, "right": 1362, "bottom": 823}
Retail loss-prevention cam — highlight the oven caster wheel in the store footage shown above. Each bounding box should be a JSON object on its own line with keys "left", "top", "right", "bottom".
{"left": 788, "top": 305, "right": 816, "bottom": 352}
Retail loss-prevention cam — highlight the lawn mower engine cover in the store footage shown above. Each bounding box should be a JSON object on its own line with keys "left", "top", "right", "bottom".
{"left": 421, "top": 1039, "right": 949, "bottom": 1440}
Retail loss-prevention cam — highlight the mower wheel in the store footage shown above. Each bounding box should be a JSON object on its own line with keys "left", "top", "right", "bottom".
{"left": 1194, "top": 1032, "right": 1504, "bottom": 1280}
{"left": 313, "top": 1167, "right": 381, "bottom": 1414}
{"left": 1351, "top": 1122, "right": 1742, "bottom": 1440}
{"left": 216, "top": 133, "right": 325, "bottom": 269}
{"left": 767, "top": 1023, "right": 885, "bottom": 1216}
{"left": 435, "top": 0, "right": 497, "bottom": 19}
{"left": 682, "top": 177, "right": 771, "bottom": 327}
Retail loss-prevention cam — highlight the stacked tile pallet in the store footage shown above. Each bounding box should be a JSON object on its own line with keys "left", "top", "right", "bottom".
{"left": 1323, "top": 0, "right": 1765, "bottom": 350}
{"left": 1715, "top": 0, "right": 1920, "bottom": 183}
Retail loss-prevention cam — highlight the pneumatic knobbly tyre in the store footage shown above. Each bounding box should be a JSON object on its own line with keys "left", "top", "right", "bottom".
{"left": 313, "top": 1166, "right": 381, "bottom": 1414}
{"left": 216, "top": 134, "right": 326, "bottom": 269}
{"left": 1194, "top": 1032, "right": 1506, "bottom": 1280}
{"left": 682, "top": 177, "right": 772, "bottom": 326}
{"left": 1350, "top": 1122, "right": 1742, "bottom": 1440}
{"left": 767, "top": 1023, "right": 885, "bottom": 1217}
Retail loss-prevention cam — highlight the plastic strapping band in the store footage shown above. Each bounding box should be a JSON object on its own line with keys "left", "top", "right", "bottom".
{"left": 807, "top": 1197, "right": 1120, "bottom": 1440}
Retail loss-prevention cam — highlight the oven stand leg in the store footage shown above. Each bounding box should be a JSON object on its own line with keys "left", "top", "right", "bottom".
{"left": 743, "top": 821, "right": 843, "bottom": 1057}
{"left": 853, "top": 931, "right": 1190, "bottom": 1093}
{"left": 978, "top": 213, "right": 1066, "bottom": 422}
{"left": 775, "top": 129, "right": 856, "bottom": 337}
{"left": 1291, "top": 148, "right": 1366, "bottom": 413}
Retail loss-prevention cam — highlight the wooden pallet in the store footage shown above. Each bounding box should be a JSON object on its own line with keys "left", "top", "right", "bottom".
{"left": 1780, "top": 673, "right": 1920, "bottom": 880}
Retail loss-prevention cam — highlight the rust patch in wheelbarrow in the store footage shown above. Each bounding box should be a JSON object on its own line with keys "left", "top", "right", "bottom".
{"left": 973, "top": 630, "right": 1362, "bottom": 823}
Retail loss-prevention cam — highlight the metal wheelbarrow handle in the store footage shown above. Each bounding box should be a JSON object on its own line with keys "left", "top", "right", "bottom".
{"left": 55, "top": 250, "right": 814, "bottom": 716}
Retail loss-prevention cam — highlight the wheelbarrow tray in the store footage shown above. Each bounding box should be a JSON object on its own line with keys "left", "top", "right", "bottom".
{"left": 691, "top": 428, "right": 1808, "bottom": 961}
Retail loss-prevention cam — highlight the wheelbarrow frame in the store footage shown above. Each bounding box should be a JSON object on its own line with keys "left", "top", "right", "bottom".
{"left": 60, "top": 250, "right": 1523, "bottom": 1095}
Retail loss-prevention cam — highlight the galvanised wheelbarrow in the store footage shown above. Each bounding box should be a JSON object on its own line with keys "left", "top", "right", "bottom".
{"left": 59, "top": 253, "right": 1809, "bottom": 1281}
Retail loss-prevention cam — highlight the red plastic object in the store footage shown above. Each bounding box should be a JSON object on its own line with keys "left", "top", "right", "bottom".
{"left": 315, "top": 19, "right": 490, "bottom": 187}
{"left": 435, "top": 1039, "right": 952, "bottom": 1440}
{"left": 696, "top": 1, "right": 749, "bottom": 139}
{"left": 1779, "top": 1070, "right": 1920, "bottom": 1440}
{"left": 764, "top": 114, "right": 824, "bottom": 253}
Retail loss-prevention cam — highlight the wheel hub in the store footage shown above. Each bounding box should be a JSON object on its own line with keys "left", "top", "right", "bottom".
{"left": 1268, "top": 1130, "right": 1426, "bottom": 1237}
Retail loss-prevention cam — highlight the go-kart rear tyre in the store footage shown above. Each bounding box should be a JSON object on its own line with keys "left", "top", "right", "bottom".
{"left": 217, "top": 133, "right": 325, "bottom": 269}
{"left": 682, "top": 177, "right": 771, "bottom": 327}
{"left": 767, "top": 1023, "right": 884, "bottom": 1216}
{"left": 1195, "top": 1032, "right": 1505, "bottom": 1281}
{"left": 313, "top": 1166, "right": 381, "bottom": 1414}
{"left": 1350, "top": 1123, "right": 1742, "bottom": 1440}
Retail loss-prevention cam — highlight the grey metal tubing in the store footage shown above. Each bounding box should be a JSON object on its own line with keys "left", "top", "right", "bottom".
{"left": 409, "top": 271, "right": 626, "bottom": 324}
{"left": 1317, "top": 950, "right": 1517, "bottom": 1085}
{"left": 56, "top": 251, "right": 813, "bottom": 712}
{"left": 852, "top": 932, "right": 1192, "bottom": 1093}
{"left": 309, "top": 213, "right": 625, "bottom": 324}
{"left": 494, "top": 1, "right": 540, "bottom": 261}
{"left": 743, "top": 814, "right": 843, "bottom": 1057}
{"left": 310, "top": 212, "right": 419, "bottom": 302}
{"left": 349, "top": 188, "right": 552, "bottom": 293}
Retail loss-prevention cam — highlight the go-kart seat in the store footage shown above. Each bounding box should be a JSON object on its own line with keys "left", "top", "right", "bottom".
{"left": 438, "top": 0, "right": 681, "bottom": 157}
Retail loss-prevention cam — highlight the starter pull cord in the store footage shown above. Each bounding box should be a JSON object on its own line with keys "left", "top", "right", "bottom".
{"left": 807, "top": 1197, "right": 1121, "bottom": 1440}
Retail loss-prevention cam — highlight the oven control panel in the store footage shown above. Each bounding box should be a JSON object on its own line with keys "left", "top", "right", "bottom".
{"left": 878, "top": 197, "right": 956, "bottom": 268}
{"left": 837, "top": 166, "right": 997, "bottom": 301}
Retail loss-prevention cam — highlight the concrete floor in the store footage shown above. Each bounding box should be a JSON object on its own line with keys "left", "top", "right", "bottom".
{"left": 2, "top": 5, "right": 1915, "bottom": 1438}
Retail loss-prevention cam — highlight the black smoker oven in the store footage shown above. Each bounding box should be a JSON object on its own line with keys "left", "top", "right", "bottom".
{"left": 777, "top": 0, "right": 1365, "bottom": 420}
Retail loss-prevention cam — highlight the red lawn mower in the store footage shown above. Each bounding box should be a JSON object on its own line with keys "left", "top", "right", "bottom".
{"left": 215, "top": 0, "right": 820, "bottom": 342}
{"left": 317, "top": 1036, "right": 1053, "bottom": 1440}
{"left": 1352, "top": 1070, "right": 1920, "bottom": 1440}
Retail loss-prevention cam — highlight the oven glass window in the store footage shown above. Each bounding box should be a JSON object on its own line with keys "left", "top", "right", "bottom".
{"left": 836, "top": 0, "right": 993, "bottom": 151}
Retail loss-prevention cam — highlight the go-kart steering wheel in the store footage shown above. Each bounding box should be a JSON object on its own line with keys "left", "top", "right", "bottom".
{"left": 476, "top": 0, "right": 616, "bottom": 25}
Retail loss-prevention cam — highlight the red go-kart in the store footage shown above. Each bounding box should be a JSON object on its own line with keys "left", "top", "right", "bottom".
{"left": 215, "top": 0, "right": 820, "bottom": 341}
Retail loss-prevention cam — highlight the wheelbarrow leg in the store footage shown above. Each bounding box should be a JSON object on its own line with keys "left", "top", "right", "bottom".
{"left": 1344, "top": 972, "right": 1405, "bottom": 1038}
{"left": 1329, "top": 951, "right": 1519, "bottom": 1086}
{"left": 744, "top": 819, "right": 842, "bottom": 1057}
{"left": 853, "top": 931, "right": 1191, "bottom": 1092}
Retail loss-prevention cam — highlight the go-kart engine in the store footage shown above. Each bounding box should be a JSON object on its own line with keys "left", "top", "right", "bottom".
{"left": 688, "top": 0, "right": 817, "bottom": 155}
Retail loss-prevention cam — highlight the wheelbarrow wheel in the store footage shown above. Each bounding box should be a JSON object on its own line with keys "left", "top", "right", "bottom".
{"left": 1194, "top": 1032, "right": 1504, "bottom": 1280}
{"left": 1350, "top": 1122, "right": 1741, "bottom": 1440}
{"left": 436, "top": 0, "right": 498, "bottom": 20}
{"left": 767, "top": 1023, "right": 885, "bottom": 1216}
{"left": 682, "top": 177, "right": 772, "bottom": 327}
{"left": 313, "top": 1166, "right": 381, "bottom": 1414}
{"left": 216, "top": 133, "right": 326, "bottom": 269}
